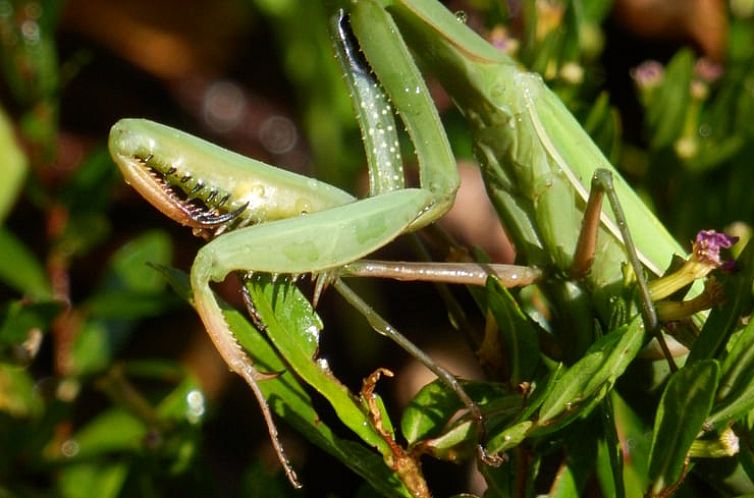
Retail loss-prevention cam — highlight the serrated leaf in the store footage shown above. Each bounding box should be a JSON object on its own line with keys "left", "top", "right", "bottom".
{"left": 245, "top": 277, "right": 383, "bottom": 446}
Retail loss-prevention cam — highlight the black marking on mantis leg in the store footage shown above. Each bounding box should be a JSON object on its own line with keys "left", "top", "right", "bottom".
{"left": 333, "top": 10, "right": 369, "bottom": 79}
{"left": 133, "top": 152, "right": 247, "bottom": 231}
{"left": 241, "top": 274, "right": 270, "bottom": 334}
{"left": 190, "top": 182, "right": 204, "bottom": 196}
{"left": 332, "top": 9, "right": 404, "bottom": 196}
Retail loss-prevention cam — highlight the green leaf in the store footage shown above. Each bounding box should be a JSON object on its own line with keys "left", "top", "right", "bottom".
{"left": 401, "top": 379, "right": 518, "bottom": 461}
{"left": 535, "top": 316, "right": 645, "bottom": 432}
{"left": 58, "top": 460, "right": 129, "bottom": 498}
{"left": 242, "top": 277, "right": 412, "bottom": 496}
{"left": 84, "top": 289, "right": 179, "bottom": 319}
{"left": 706, "top": 317, "right": 754, "bottom": 427}
{"left": 0, "top": 363, "right": 43, "bottom": 417}
{"left": 401, "top": 379, "right": 512, "bottom": 445}
{"left": 0, "top": 107, "right": 27, "bottom": 226}
{"left": 70, "top": 231, "right": 175, "bottom": 376}
{"left": 245, "top": 276, "right": 385, "bottom": 449}
{"left": 648, "top": 360, "right": 720, "bottom": 495}
{"left": 156, "top": 266, "right": 412, "bottom": 497}
{"left": 0, "top": 228, "right": 52, "bottom": 299}
{"left": 486, "top": 363, "right": 563, "bottom": 453}
{"left": 402, "top": 380, "right": 461, "bottom": 445}
{"left": 486, "top": 420, "right": 532, "bottom": 454}
{"left": 646, "top": 49, "right": 694, "bottom": 149}
{"left": 0, "top": 299, "right": 60, "bottom": 354}
{"left": 101, "top": 230, "right": 173, "bottom": 293}
{"left": 484, "top": 277, "right": 540, "bottom": 384}
{"left": 68, "top": 409, "right": 147, "bottom": 459}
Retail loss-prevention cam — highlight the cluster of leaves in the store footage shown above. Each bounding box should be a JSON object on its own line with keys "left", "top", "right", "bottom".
{"left": 1, "top": 0, "right": 754, "bottom": 497}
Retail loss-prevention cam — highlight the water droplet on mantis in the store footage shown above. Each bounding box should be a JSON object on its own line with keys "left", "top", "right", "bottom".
{"left": 295, "top": 198, "right": 312, "bottom": 215}
{"left": 454, "top": 10, "right": 468, "bottom": 23}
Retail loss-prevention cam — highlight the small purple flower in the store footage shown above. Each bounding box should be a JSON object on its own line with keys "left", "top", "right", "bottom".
{"left": 631, "top": 61, "right": 664, "bottom": 89}
{"left": 649, "top": 229, "right": 738, "bottom": 301}
{"left": 693, "top": 230, "right": 738, "bottom": 267}
{"left": 694, "top": 58, "right": 724, "bottom": 83}
{"left": 488, "top": 26, "right": 518, "bottom": 55}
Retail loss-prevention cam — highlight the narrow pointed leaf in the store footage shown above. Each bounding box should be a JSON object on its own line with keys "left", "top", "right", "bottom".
{"left": 535, "top": 316, "right": 644, "bottom": 431}
{"left": 648, "top": 360, "right": 720, "bottom": 495}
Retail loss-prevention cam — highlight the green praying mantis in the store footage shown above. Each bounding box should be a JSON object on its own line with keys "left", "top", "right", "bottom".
{"left": 108, "top": 0, "right": 734, "bottom": 494}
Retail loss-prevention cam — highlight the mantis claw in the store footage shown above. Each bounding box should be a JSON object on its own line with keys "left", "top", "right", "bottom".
{"left": 312, "top": 271, "right": 338, "bottom": 307}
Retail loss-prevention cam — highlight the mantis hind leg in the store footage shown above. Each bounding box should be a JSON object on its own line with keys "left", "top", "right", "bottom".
{"left": 333, "top": 279, "right": 506, "bottom": 466}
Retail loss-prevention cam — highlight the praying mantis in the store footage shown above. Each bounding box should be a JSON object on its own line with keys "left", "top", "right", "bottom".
{"left": 108, "top": 0, "right": 740, "bottom": 496}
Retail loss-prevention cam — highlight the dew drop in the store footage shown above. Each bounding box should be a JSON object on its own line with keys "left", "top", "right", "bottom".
{"left": 203, "top": 80, "right": 245, "bottom": 133}
{"left": 186, "top": 389, "right": 206, "bottom": 423}
{"left": 259, "top": 115, "right": 297, "bottom": 154}
{"left": 454, "top": 10, "right": 467, "bottom": 23}
{"left": 61, "top": 439, "right": 80, "bottom": 458}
